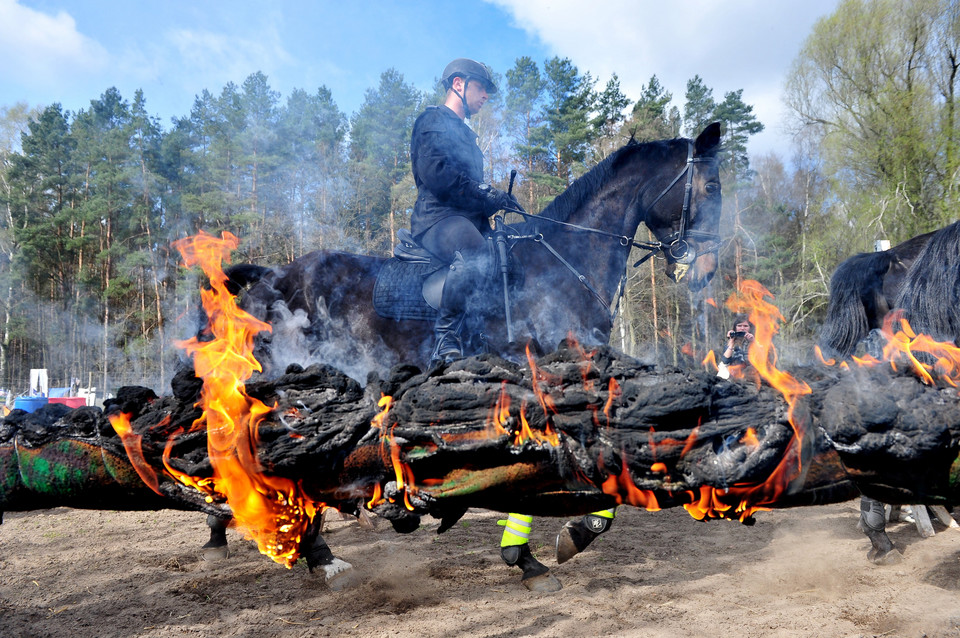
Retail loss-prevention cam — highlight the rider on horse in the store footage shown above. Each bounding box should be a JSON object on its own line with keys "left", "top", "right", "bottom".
{"left": 410, "top": 58, "right": 519, "bottom": 364}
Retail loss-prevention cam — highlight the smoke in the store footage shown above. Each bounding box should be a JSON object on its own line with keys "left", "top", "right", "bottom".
{"left": 250, "top": 295, "right": 404, "bottom": 386}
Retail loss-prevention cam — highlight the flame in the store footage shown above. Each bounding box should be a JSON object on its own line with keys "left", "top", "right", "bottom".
{"left": 818, "top": 310, "right": 960, "bottom": 388}
{"left": 568, "top": 335, "right": 598, "bottom": 391}
{"left": 369, "top": 395, "right": 419, "bottom": 511}
{"left": 705, "top": 297, "right": 718, "bottom": 309}
{"left": 681, "top": 280, "right": 811, "bottom": 522}
{"left": 813, "top": 345, "right": 835, "bottom": 366}
{"left": 701, "top": 350, "right": 719, "bottom": 372}
{"left": 521, "top": 345, "right": 561, "bottom": 446}
{"left": 602, "top": 377, "right": 620, "bottom": 429}
{"left": 108, "top": 411, "right": 162, "bottom": 496}
{"left": 169, "top": 231, "right": 319, "bottom": 567}
{"left": 599, "top": 453, "right": 661, "bottom": 511}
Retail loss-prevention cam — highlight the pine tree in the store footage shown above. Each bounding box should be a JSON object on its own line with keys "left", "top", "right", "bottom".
{"left": 683, "top": 75, "right": 716, "bottom": 137}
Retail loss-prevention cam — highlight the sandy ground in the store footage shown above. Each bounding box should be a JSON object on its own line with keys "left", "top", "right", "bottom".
{"left": 1, "top": 502, "right": 959, "bottom": 638}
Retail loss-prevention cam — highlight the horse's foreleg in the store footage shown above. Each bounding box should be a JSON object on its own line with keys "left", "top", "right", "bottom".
{"left": 201, "top": 514, "right": 230, "bottom": 561}
{"left": 555, "top": 507, "right": 617, "bottom": 564}
{"left": 860, "top": 496, "right": 901, "bottom": 565}
{"left": 302, "top": 516, "right": 358, "bottom": 590}
{"left": 498, "top": 514, "right": 562, "bottom": 592}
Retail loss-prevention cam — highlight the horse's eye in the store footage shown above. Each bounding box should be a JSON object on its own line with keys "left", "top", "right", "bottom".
{"left": 705, "top": 182, "right": 720, "bottom": 195}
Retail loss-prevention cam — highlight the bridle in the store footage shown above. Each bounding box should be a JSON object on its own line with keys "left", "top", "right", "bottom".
{"left": 638, "top": 139, "right": 721, "bottom": 267}
{"left": 496, "top": 139, "right": 720, "bottom": 325}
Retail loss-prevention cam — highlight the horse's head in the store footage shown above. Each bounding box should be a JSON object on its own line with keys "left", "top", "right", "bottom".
{"left": 642, "top": 122, "right": 722, "bottom": 291}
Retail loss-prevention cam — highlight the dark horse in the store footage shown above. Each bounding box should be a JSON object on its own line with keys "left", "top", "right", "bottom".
{"left": 203, "top": 123, "right": 723, "bottom": 585}
{"left": 227, "top": 123, "right": 723, "bottom": 379}
{"left": 818, "top": 231, "right": 935, "bottom": 360}
{"left": 817, "top": 220, "right": 960, "bottom": 564}
{"left": 893, "top": 220, "right": 960, "bottom": 342}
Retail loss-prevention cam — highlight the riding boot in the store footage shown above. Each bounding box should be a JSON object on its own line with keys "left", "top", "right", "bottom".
{"left": 430, "top": 251, "right": 471, "bottom": 366}
{"left": 431, "top": 305, "right": 466, "bottom": 365}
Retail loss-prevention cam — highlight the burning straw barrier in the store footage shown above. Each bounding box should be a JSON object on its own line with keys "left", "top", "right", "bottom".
{"left": 1, "top": 233, "right": 959, "bottom": 568}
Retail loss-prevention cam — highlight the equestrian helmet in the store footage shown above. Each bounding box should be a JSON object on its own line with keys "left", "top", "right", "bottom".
{"left": 441, "top": 58, "right": 497, "bottom": 94}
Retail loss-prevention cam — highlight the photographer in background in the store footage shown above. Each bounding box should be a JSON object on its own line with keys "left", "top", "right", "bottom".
{"left": 717, "top": 313, "right": 755, "bottom": 379}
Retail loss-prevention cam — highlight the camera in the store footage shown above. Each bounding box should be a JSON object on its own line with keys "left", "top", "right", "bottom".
{"left": 730, "top": 331, "right": 746, "bottom": 339}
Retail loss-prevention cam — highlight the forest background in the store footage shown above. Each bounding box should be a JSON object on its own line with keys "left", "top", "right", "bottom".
{"left": 0, "top": 0, "right": 957, "bottom": 399}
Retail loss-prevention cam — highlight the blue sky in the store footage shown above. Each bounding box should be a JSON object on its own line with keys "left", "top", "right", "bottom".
{"left": 1, "top": 0, "right": 840, "bottom": 156}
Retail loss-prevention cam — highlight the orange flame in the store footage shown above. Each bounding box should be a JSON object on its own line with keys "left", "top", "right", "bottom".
{"left": 682, "top": 280, "right": 811, "bottom": 522}
{"left": 369, "top": 395, "right": 418, "bottom": 511}
{"left": 602, "top": 377, "right": 621, "bottom": 429}
{"left": 701, "top": 350, "right": 719, "bottom": 372}
{"left": 818, "top": 310, "right": 960, "bottom": 389}
{"left": 171, "top": 231, "right": 319, "bottom": 567}
{"left": 599, "top": 453, "right": 661, "bottom": 511}
{"left": 521, "top": 345, "right": 561, "bottom": 446}
{"left": 109, "top": 411, "right": 162, "bottom": 496}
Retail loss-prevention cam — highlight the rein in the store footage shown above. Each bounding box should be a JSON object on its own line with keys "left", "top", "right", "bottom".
{"left": 497, "top": 139, "right": 719, "bottom": 324}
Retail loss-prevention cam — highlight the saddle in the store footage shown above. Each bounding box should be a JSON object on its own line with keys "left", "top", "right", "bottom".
{"left": 373, "top": 228, "right": 517, "bottom": 322}
{"left": 373, "top": 229, "right": 444, "bottom": 321}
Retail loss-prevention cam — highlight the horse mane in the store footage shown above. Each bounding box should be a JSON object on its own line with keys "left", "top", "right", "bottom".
{"left": 526, "top": 138, "right": 682, "bottom": 227}
{"left": 895, "top": 220, "right": 960, "bottom": 343}
{"left": 818, "top": 250, "right": 895, "bottom": 357}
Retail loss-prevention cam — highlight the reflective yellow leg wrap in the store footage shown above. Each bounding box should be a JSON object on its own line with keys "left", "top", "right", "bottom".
{"left": 590, "top": 507, "right": 617, "bottom": 519}
{"left": 497, "top": 513, "right": 534, "bottom": 547}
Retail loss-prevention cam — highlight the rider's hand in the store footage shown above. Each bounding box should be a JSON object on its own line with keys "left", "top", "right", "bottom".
{"left": 479, "top": 183, "right": 520, "bottom": 212}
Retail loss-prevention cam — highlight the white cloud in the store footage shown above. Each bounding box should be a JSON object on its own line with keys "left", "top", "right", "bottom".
{"left": 0, "top": 0, "right": 108, "bottom": 86}
{"left": 486, "top": 0, "right": 838, "bottom": 156}
{"left": 165, "top": 27, "right": 295, "bottom": 94}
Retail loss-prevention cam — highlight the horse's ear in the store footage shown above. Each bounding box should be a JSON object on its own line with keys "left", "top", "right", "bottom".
{"left": 695, "top": 122, "right": 722, "bottom": 156}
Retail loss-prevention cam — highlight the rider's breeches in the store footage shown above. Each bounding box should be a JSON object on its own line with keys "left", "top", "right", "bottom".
{"left": 419, "top": 215, "right": 487, "bottom": 266}
{"left": 499, "top": 509, "right": 618, "bottom": 547}
{"left": 860, "top": 496, "right": 886, "bottom": 532}
{"left": 420, "top": 216, "right": 490, "bottom": 314}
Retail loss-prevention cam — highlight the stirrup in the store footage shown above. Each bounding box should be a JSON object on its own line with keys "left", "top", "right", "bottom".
{"left": 430, "top": 325, "right": 464, "bottom": 365}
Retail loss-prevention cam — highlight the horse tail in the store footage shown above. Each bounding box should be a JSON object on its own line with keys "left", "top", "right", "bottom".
{"left": 818, "top": 251, "right": 894, "bottom": 357}
{"left": 894, "top": 220, "right": 960, "bottom": 343}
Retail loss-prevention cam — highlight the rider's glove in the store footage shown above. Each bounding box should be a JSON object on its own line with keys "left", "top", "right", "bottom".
{"left": 478, "top": 183, "right": 520, "bottom": 213}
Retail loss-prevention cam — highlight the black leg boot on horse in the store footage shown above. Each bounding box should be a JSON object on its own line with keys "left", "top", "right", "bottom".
{"left": 555, "top": 507, "right": 617, "bottom": 564}
{"left": 201, "top": 513, "right": 359, "bottom": 589}
{"left": 498, "top": 513, "right": 562, "bottom": 592}
{"left": 202, "top": 513, "right": 231, "bottom": 561}
{"left": 860, "top": 496, "right": 901, "bottom": 564}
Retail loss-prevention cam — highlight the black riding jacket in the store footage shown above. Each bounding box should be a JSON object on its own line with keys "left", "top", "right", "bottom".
{"left": 410, "top": 105, "right": 495, "bottom": 239}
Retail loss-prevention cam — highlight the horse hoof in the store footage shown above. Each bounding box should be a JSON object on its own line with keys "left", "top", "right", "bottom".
{"left": 521, "top": 571, "right": 562, "bottom": 593}
{"left": 323, "top": 558, "right": 360, "bottom": 591}
{"left": 869, "top": 547, "right": 902, "bottom": 566}
{"left": 556, "top": 520, "right": 597, "bottom": 564}
{"left": 202, "top": 545, "right": 230, "bottom": 561}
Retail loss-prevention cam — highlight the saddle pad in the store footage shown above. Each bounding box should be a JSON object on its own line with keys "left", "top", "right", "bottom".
{"left": 373, "top": 258, "right": 440, "bottom": 322}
